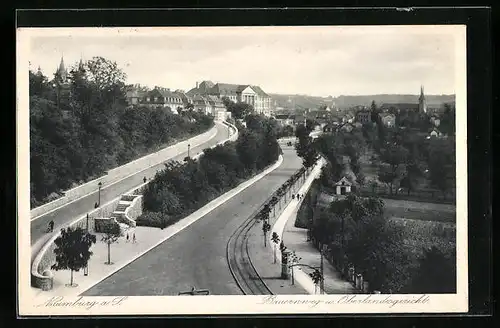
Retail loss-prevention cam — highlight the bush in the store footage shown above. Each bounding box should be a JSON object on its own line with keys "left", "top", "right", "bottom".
{"left": 140, "top": 115, "right": 280, "bottom": 228}
{"left": 405, "top": 246, "right": 456, "bottom": 293}
{"left": 136, "top": 211, "right": 171, "bottom": 229}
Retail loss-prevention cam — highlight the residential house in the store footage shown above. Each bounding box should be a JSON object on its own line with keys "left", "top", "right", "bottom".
{"left": 294, "top": 114, "right": 306, "bottom": 126}
{"left": 206, "top": 95, "right": 226, "bottom": 116}
{"left": 380, "top": 103, "right": 420, "bottom": 114}
{"left": 342, "top": 113, "right": 355, "bottom": 124}
{"left": 125, "top": 88, "right": 146, "bottom": 106}
{"left": 142, "top": 88, "right": 184, "bottom": 114}
{"left": 186, "top": 80, "right": 215, "bottom": 98}
{"left": 193, "top": 95, "right": 211, "bottom": 115}
{"left": 333, "top": 176, "right": 353, "bottom": 196}
{"left": 355, "top": 109, "right": 371, "bottom": 124}
{"left": 340, "top": 122, "right": 355, "bottom": 133}
{"left": 274, "top": 114, "right": 295, "bottom": 127}
{"left": 428, "top": 128, "right": 444, "bottom": 138}
{"left": 429, "top": 115, "right": 441, "bottom": 127}
{"left": 379, "top": 113, "right": 396, "bottom": 127}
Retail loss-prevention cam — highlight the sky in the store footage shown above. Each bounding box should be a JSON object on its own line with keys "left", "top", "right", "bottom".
{"left": 26, "top": 26, "right": 463, "bottom": 97}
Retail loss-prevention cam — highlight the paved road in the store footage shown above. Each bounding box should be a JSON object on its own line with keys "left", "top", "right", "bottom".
{"left": 31, "top": 123, "right": 229, "bottom": 257}
{"left": 82, "top": 146, "right": 302, "bottom": 296}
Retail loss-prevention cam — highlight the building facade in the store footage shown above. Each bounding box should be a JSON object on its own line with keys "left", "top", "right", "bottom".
{"left": 142, "top": 88, "right": 184, "bottom": 113}
{"left": 355, "top": 110, "right": 371, "bottom": 124}
{"left": 187, "top": 81, "right": 272, "bottom": 116}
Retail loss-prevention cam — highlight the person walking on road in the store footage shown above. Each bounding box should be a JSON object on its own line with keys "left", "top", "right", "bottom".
{"left": 133, "top": 233, "right": 137, "bottom": 244}
{"left": 126, "top": 233, "right": 130, "bottom": 243}
{"left": 48, "top": 220, "right": 54, "bottom": 233}
{"left": 143, "top": 177, "right": 147, "bottom": 184}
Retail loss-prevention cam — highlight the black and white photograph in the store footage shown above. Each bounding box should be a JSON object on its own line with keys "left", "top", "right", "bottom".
{"left": 17, "top": 24, "right": 468, "bottom": 315}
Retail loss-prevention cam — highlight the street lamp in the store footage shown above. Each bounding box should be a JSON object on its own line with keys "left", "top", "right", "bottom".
{"left": 188, "top": 144, "right": 191, "bottom": 158}
{"left": 84, "top": 213, "right": 89, "bottom": 276}
{"left": 97, "top": 182, "right": 102, "bottom": 207}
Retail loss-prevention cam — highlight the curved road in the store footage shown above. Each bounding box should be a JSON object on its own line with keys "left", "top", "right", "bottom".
{"left": 31, "top": 122, "right": 230, "bottom": 257}
{"left": 82, "top": 146, "right": 302, "bottom": 296}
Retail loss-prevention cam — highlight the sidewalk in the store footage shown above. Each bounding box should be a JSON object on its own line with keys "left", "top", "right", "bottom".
{"left": 30, "top": 225, "right": 168, "bottom": 298}
{"left": 247, "top": 222, "right": 309, "bottom": 295}
{"left": 256, "top": 159, "right": 357, "bottom": 295}
{"left": 282, "top": 211, "right": 357, "bottom": 294}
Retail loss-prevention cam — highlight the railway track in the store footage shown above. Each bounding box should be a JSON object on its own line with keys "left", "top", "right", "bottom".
{"left": 226, "top": 150, "right": 308, "bottom": 295}
{"left": 226, "top": 202, "right": 273, "bottom": 295}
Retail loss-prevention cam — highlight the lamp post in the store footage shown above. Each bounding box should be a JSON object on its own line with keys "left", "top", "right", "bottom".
{"left": 188, "top": 144, "right": 191, "bottom": 158}
{"left": 84, "top": 213, "right": 89, "bottom": 276}
{"left": 97, "top": 182, "right": 102, "bottom": 207}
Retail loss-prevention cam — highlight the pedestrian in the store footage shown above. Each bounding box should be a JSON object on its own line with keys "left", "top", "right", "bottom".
{"left": 143, "top": 177, "right": 147, "bottom": 184}
{"left": 126, "top": 233, "right": 129, "bottom": 243}
{"left": 94, "top": 202, "right": 98, "bottom": 209}
{"left": 48, "top": 220, "right": 54, "bottom": 233}
{"left": 133, "top": 233, "right": 137, "bottom": 244}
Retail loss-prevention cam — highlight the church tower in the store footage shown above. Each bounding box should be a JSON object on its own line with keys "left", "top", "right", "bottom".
{"left": 54, "top": 56, "right": 68, "bottom": 84}
{"left": 418, "top": 85, "right": 427, "bottom": 114}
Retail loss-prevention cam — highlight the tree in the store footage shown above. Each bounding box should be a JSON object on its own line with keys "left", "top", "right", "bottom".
{"left": 378, "top": 144, "right": 408, "bottom": 194}
{"left": 226, "top": 101, "right": 253, "bottom": 119}
{"left": 408, "top": 246, "right": 456, "bottom": 293}
{"left": 440, "top": 104, "right": 456, "bottom": 136}
{"left": 101, "top": 223, "right": 122, "bottom": 265}
{"left": 427, "top": 139, "right": 455, "bottom": 199}
{"left": 295, "top": 124, "right": 319, "bottom": 170}
{"left": 51, "top": 226, "right": 97, "bottom": 287}
{"left": 236, "top": 131, "right": 260, "bottom": 172}
{"left": 309, "top": 269, "right": 323, "bottom": 294}
{"left": 262, "top": 220, "right": 271, "bottom": 248}
{"left": 271, "top": 232, "right": 280, "bottom": 263}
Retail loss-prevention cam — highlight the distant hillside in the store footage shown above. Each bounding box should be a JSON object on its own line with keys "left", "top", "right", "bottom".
{"left": 269, "top": 93, "right": 333, "bottom": 111}
{"left": 270, "top": 93, "right": 455, "bottom": 110}
{"left": 334, "top": 94, "right": 456, "bottom": 109}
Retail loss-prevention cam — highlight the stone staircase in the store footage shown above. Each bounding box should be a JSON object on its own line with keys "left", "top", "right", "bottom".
{"left": 109, "top": 195, "right": 139, "bottom": 227}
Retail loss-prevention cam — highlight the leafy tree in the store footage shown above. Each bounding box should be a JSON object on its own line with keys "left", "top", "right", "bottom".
{"left": 408, "top": 246, "right": 456, "bottom": 293}
{"left": 308, "top": 269, "right": 323, "bottom": 294}
{"left": 427, "top": 139, "right": 455, "bottom": 199}
{"left": 262, "top": 221, "right": 271, "bottom": 248}
{"left": 378, "top": 144, "right": 408, "bottom": 194}
{"left": 101, "top": 223, "right": 122, "bottom": 265}
{"left": 51, "top": 226, "right": 97, "bottom": 287}
{"left": 223, "top": 98, "right": 253, "bottom": 119}
{"left": 295, "top": 124, "right": 319, "bottom": 170}
{"left": 236, "top": 130, "right": 260, "bottom": 172}
{"left": 439, "top": 104, "right": 456, "bottom": 136}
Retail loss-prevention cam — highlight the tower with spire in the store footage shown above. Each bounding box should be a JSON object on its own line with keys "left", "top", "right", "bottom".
{"left": 418, "top": 85, "right": 427, "bottom": 114}
{"left": 54, "top": 55, "right": 68, "bottom": 85}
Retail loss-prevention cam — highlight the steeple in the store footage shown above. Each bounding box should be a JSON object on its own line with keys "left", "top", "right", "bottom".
{"left": 56, "top": 55, "right": 67, "bottom": 83}
{"left": 78, "top": 53, "right": 85, "bottom": 70}
{"left": 418, "top": 85, "right": 427, "bottom": 114}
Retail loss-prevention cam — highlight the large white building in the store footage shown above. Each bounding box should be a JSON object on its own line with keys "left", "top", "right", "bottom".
{"left": 187, "top": 81, "right": 272, "bottom": 116}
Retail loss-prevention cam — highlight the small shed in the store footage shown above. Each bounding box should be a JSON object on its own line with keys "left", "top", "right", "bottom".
{"left": 334, "top": 176, "right": 353, "bottom": 195}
